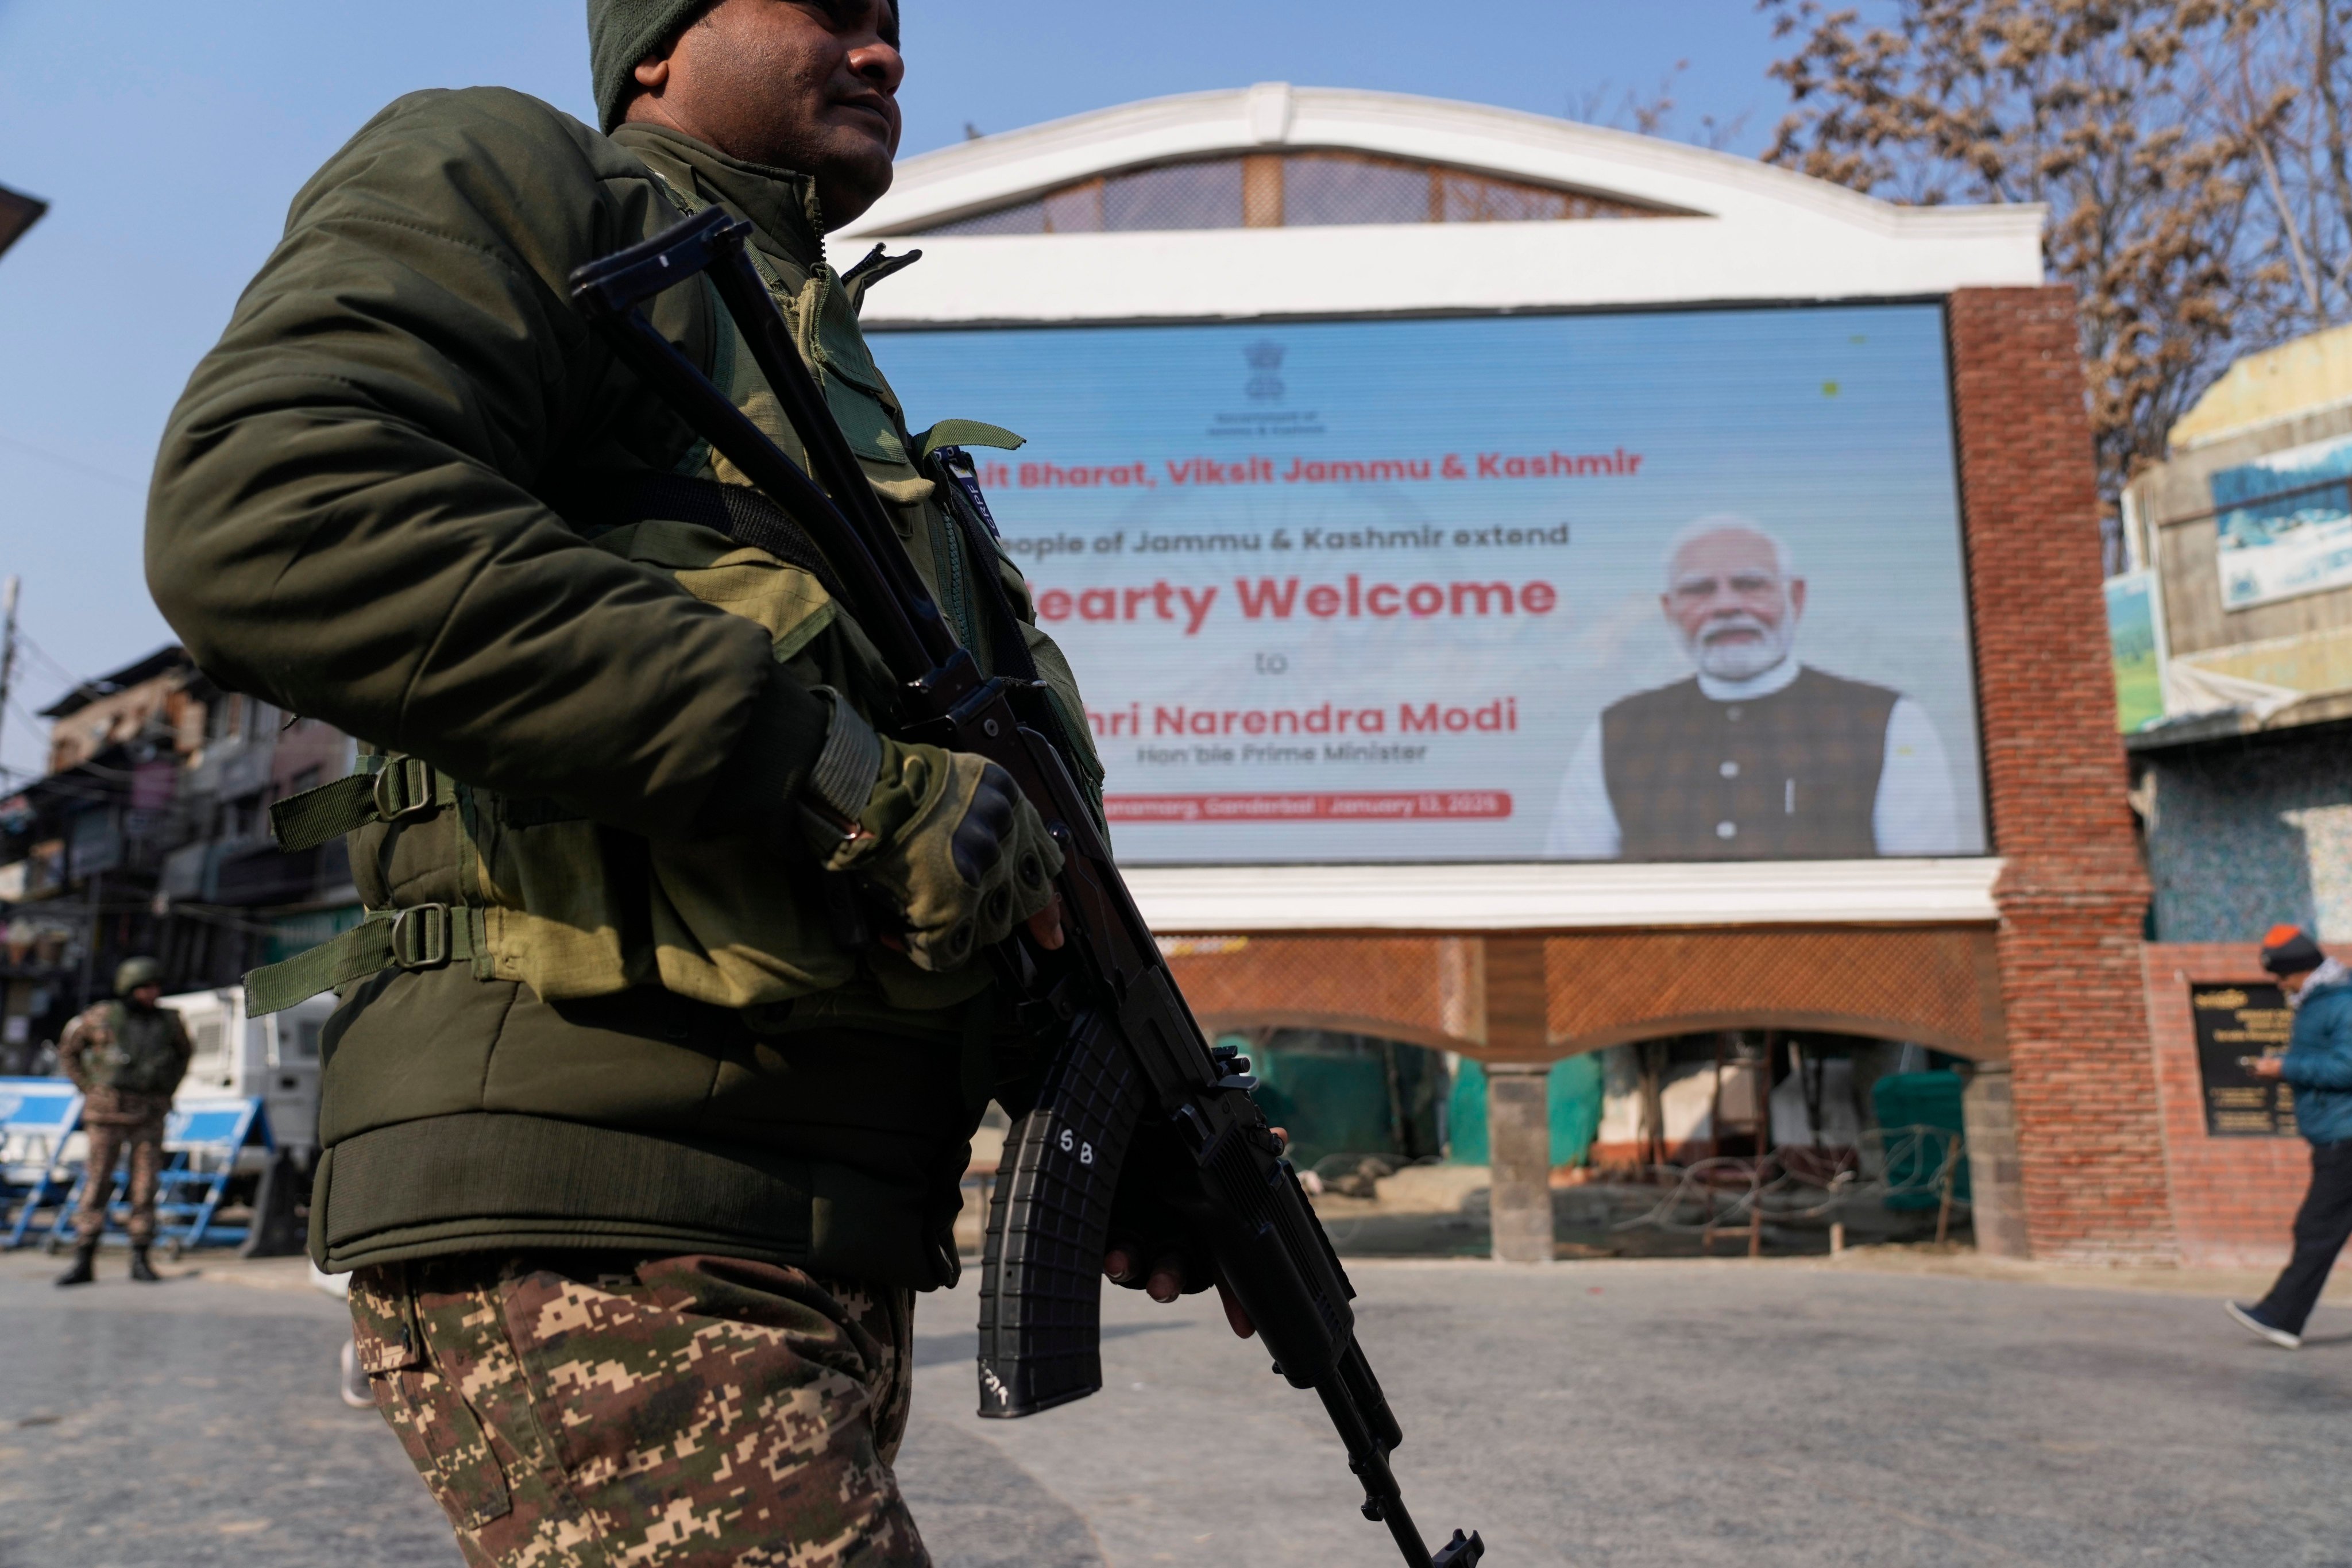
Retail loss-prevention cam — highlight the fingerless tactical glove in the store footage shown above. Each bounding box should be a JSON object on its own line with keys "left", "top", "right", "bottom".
{"left": 800, "top": 691, "right": 1063, "bottom": 972}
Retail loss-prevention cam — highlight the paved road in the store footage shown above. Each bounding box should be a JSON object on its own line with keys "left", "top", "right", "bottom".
{"left": 901, "top": 1260, "right": 2352, "bottom": 1568}
{"left": 1, "top": 1252, "right": 2348, "bottom": 1567}
{"left": 0, "top": 1253, "right": 455, "bottom": 1567}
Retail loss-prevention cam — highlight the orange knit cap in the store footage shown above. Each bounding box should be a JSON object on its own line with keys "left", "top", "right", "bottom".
{"left": 2262, "top": 925, "right": 2325, "bottom": 975}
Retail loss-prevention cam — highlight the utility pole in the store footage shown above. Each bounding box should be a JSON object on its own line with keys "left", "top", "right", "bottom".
{"left": 0, "top": 575, "right": 19, "bottom": 779}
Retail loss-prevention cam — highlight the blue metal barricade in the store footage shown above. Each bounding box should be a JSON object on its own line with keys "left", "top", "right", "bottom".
{"left": 157, "top": 1096, "right": 275, "bottom": 1254}
{"left": 49, "top": 1094, "right": 276, "bottom": 1254}
{"left": 0, "top": 1079, "right": 84, "bottom": 1250}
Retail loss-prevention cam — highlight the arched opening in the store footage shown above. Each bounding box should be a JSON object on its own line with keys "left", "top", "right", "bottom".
{"left": 1542, "top": 1029, "right": 1977, "bottom": 1259}
{"left": 1579, "top": 1030, "right": 1971, "bottom": 1169}
{"left": 1183, "top": 1025, "right": 1982, "bottom": 1262}
{"left": 1150, "top": 932, "right": 2017, "bottom": 1259}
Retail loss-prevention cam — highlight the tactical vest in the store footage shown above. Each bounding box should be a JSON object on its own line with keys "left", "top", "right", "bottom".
{"left": 78, "top": 1002, "right": 190, "bottom": 1096}
{"left": 1601, "top": 668, "right": 1897, "bottom": 860}
{"left": 249, "top": 163, "right": 1106, "bottom": 1024}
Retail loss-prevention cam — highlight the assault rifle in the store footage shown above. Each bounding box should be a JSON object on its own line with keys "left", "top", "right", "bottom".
{"left": 571, "top": 208, "right": 1483, "bottom": 1568}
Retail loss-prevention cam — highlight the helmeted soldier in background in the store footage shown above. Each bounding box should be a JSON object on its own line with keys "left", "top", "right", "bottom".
{"left": 55, "top": 956, "right": 192, "bottom": 1286}
{"left": 141, "top": 1, "right": 1167, "bottom": 1562}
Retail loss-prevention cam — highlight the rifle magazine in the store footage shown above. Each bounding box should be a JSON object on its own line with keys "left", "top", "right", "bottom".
{"left": 975, "top": 1007, "right": 1143, "bottom": 1418}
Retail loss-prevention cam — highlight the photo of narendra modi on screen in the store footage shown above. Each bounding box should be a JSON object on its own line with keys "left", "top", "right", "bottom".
{"left": 1544, "top": 515, "right": 1964, "bottom": 861}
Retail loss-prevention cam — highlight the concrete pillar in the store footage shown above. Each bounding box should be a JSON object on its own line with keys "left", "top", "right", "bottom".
{"left": 1487, "top": 1064, "right": 1553, "bottom": 1263}
{"left": 1964, "top": 1061, "right": 2031, "bottom": 1258}
{"left": 1478, "top": 934, "right": 1555, "bottom": 1264}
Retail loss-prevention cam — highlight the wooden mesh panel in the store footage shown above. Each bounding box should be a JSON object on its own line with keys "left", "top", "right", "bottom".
{"left": 1543, "top": 928, "right": 2000, "bottom": 1057}
{"left": 1164, "top": 934, "right": 1469, "bottom": 1052}
{"left": 1156, "top": 928, "right": 2002, "bottom": 1061}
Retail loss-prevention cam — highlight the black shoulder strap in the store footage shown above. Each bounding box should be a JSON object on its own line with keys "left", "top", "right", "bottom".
{"left": 925, "top": 447, "right": 1108, "bottom": 810}
{"left": 927, "top": 448, "right": 1038, "bottom": 684}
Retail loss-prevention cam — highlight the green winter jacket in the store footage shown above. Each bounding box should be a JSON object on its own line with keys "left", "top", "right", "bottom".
{"left": 146, "top": 87, "right": 1100, "bottom": 1286}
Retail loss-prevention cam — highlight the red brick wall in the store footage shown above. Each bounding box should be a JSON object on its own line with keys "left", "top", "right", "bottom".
{"left": 2144, "top": 942, "right": 2314, "bottom": 1267}
{"left": 1949, "top": 287, "right": 2171, "bottom": 1261}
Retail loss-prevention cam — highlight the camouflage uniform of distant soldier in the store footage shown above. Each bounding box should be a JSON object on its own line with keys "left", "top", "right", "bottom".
{"left": 56, "top": 956, "right": 192, "bottom": 1285}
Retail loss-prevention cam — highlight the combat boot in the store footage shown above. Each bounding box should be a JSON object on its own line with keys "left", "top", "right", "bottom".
{"left": 54, "top": 1239, "right": 96, "bottom": 1288}
{"left": 128, "top": 1244, "right": 160, "bottom": 1283}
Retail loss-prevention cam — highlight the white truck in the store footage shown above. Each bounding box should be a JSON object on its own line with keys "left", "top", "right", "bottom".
{"left": 162, "top": 987, "right": 334, "bottom": 1158}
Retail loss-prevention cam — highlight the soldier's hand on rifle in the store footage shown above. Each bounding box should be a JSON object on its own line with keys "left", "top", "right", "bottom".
{"left": 1102, "top": 1126, "right": 1288, "bottom": 1340}
{"left": 1102, "top": 1243, "right": 1259, "bottom": 1341}
{"left": 800, "top": 693, "right": 1064, "bottom": 971}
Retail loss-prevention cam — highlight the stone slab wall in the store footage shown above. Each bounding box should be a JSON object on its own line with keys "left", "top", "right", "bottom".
{"left": 2142, "top": 727, "right": 2352, "bottom": 944}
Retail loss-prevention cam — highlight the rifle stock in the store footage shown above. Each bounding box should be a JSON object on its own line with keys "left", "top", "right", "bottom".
{"left": 571, "top": 207, "right": 1483, "bottom": 1568}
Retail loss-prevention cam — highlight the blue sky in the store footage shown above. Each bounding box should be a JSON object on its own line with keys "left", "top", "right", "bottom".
{"left": 0, "top": 0, "right": 1791, "bottom": 781}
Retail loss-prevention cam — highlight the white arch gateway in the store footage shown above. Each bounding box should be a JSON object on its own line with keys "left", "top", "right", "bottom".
{"left": 841, "top": 86, "right": 2036, "bottom": 932}
{"left": 841, "top": 83, "right": 2042, "bottom": 323}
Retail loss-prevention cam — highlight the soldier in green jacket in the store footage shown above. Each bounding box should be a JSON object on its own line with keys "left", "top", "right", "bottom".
{"left": 55, "top": 956, "right": 193, "bottom": 1286}
{"left": 146, "top": 2, "right": 1110, "bottom": 1562}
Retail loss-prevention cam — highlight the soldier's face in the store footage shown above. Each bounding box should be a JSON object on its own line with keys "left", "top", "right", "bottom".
{"left": 1662, "top": 530, "right": 1805, "bottom": 682}
{"left": 631, "top": 0, "right": 904, "bottom": 224}
{"left": 130, "top": 984, "right": 163, "bottom": 1007}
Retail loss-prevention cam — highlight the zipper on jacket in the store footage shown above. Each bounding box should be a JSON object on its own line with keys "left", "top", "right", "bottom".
{"left": 933, "top": 491, "right": 983, "bottom": 662}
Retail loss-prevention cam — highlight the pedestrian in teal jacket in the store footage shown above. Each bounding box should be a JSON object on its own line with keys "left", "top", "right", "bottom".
{"left": 2273, "top": 953, "right": 2352, "bottom": 1141}
{"left": 2229, "top": 926, "right": 2352, "bottom": 1347}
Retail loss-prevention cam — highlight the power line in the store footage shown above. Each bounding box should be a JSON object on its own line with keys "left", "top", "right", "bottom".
{"left": 6, "top": 697, "right": 56, "bottom": 748}
{"left": 0, "top": 431, "right": 140, "bottom": 492}
{"left": 16, "top": 644, "right": 79, "bottom": 688}
{"left": 11, "top": 629, "right": 88, "bottom": 691}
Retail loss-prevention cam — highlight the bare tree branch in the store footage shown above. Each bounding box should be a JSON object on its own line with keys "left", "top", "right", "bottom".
{"left": 1759, "top": 0, "right": 2332, "bottom": 569}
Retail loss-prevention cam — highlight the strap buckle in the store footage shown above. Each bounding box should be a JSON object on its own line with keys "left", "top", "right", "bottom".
{"left": 389, "top": 904, "right": 451, "bottom": 971}
{"left": 372, "top": 755, "right": 440, "bottom": 824}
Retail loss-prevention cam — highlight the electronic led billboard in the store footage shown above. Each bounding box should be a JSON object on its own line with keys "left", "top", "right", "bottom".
{"left": 878, "top": 304, "right": 1987, "bottom": 865}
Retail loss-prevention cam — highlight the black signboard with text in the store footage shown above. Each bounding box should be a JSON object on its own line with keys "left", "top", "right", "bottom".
{"left": 2191, "top": 983, "right": 2297, "bottom": 1137}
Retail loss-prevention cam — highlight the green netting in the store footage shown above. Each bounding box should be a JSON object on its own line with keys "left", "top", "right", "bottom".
{"left": 1238, "top": 1033, "right": 1445, "bottom": 1169}
{"left": 1444, "top": 1055, "right": 1604, "bottom": 1167}
{"left": 1871, "top": 1070, "right": 1969, "bottom": 1210}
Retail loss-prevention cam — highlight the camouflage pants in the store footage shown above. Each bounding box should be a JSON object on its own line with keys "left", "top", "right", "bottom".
{"left": 349, "top": 1255, "right": 931, "bottom": 1568}
{"left": 74, "top": 1117, "right": 167, "bottom": 1242}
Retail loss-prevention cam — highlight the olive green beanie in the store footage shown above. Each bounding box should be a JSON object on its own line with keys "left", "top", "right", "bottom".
{"left": 588, "top": 0, "right": 901, "bottom": 133}
{"left": 588, "top": 0, "right": 713, "bottom": 133}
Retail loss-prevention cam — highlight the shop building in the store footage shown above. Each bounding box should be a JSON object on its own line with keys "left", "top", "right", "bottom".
{"left": 2119, "top": 326, "right": 2352, "bottom": 1264}
{"left": 0, "top": 648, "right": 360, "bottom": 1059}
